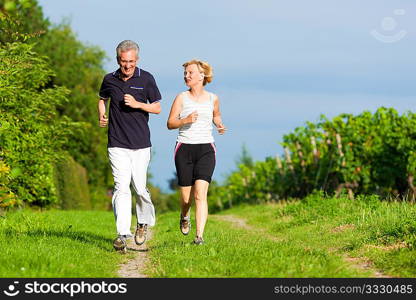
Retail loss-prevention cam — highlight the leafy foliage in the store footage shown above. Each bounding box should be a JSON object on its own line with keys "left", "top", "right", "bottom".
{"left": 0, "top": 41, "right": 85, "bottom": 207}
{"left": 1, "top": 1, "right": 113, "bottom": 209}
{"left": 54, "top": 155, "right": 91, "bottom": 210}
{"left": 34, "top": 21, "right": 111, "bottom": 205}
{"left": 208, "top": 108, "right": 416, "bottom": 212}
{"left": 0, "top": 0, "right": 48, "bottom": 44}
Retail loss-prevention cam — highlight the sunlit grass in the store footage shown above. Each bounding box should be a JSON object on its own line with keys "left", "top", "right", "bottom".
{"left": 1, "top": 194, "right": 414, "bottom": 278}
{"left": 146, "top": 211, "right": 363, "bottom": 277}
{"left": 0, "top": 209, "right": 124, "bottom": 277}
{"left": 147, "top": 194, "right": 416, "bottom": 277}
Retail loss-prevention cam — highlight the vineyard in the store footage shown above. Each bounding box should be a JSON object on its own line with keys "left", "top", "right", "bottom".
{"left": 208, "top": 107, "right": 416, "bottom": 211}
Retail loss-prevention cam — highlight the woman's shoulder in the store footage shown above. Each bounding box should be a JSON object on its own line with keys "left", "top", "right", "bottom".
{"left": 175, "top": 91, "right": 188, "bottom": 100}
{"left": 207, "top": 91, "right": 219, "bottom": 102}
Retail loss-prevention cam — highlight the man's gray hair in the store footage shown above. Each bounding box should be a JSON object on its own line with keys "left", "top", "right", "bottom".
{"left": 116, "top": 40, "right": 140, "bottom": 59}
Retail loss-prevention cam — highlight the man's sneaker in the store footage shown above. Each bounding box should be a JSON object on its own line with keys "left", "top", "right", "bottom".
{"left": 179, "top": 214, "right": 191, "bottom": 235}
{"left": 193, "top": 236, "right": 204, "bottom": 245}
{"left": 113, "top": 235, "right": 127, "bottom": 253}
{"left": 135, "top": 224, "right": 147, "bottom": 245}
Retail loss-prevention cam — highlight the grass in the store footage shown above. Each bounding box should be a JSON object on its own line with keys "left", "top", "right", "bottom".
{"left": 1, "top": 193, "right": 415, "bottom": 278}
{"left": 0, "top": 209, "right": 126, "bottom": 277}
{"left": 145, "top": 212, "right": 364, "bottom": 277}
{"left": 146, "top": 193, "right": 416, "bottom": 277}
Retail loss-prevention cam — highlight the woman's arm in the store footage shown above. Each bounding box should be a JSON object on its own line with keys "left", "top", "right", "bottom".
{"left": 167, "top": 94, "right": 198, "bottom": 130}
{"left": 213, "top": 95, "right": 226, "bottom": 134}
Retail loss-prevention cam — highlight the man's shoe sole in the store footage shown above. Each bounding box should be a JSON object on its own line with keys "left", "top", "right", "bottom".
{"left": 134, "top": 236, "right": 146, "bottom": 246}
{"left": 135, "top": 225, "right": 147, "bottom": 246}
{"left": 113, "top": 238, "right": 127, "bottom": 253}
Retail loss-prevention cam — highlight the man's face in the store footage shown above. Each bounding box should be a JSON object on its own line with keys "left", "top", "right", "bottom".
{"left": 118, "top": 49, "right": 138, "bottom": 78}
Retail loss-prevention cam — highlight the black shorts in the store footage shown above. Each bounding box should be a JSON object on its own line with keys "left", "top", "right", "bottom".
{"left": 174, "top": 143, "right": 216, "bottom": 186}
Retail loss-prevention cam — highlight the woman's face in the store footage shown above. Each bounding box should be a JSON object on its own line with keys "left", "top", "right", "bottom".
{"left": 184, "top": 64, "right": 203, "bottom": 87}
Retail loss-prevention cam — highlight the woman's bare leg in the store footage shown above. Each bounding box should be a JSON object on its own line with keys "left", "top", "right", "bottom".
{"left": 193, "top": 179, "right": 209, "bottom": 238}
{"left": 179, "top": 186, "right": 193, "bottom": 218}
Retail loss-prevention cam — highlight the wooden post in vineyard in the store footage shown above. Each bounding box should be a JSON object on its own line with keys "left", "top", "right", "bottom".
{"left": 334, "top": 132, "right": 354, "bottom": 199}
{"left": 284, "top": 147, "right": 299, "bottom": 192}
{"left": 284, "top": 147, "right": 294, "bottom": 173}
{"left": 311, "top": 135, "right": 323, "bottom": 189}
{"left": 407, "top": 174, "right": 416, "bottom": 202}
{"left": 321, "top": 131, "right": 335, "bottom": 192}
{"left": 310, "top": 136, "right": 319, "bottom": 165}
{"left": 296, "top": 142, "right": 306, "bottom": 170}
{"left": 275, "top": 155, "right": 284, "bottom": 176}
{"left": 335, "top": 133, "right": 346, "bottom": 167}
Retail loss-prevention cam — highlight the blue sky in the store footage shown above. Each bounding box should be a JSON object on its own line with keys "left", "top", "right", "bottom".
{"left": 37, "top": 0, "right": 415, "bottom": 191}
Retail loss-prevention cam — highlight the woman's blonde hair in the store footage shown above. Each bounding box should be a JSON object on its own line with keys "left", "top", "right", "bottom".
{"left": 183, "top": 59, "right": 213, "bottom": 86}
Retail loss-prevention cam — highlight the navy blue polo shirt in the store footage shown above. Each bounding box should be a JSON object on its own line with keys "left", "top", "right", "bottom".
{"left": 99, "top": 67, "right": 161, "bottom": 149}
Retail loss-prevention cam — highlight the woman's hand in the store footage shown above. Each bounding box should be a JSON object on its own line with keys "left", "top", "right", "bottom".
{"left": 184, "top": 111, "right": 198, "bottom": 124}
{"left": 216, "top": 124, "right": 227, "bottom": 135}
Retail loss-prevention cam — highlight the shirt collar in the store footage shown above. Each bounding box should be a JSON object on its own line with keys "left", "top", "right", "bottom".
{"left": 112, "top": 67, "right": 141, "bottom": 79}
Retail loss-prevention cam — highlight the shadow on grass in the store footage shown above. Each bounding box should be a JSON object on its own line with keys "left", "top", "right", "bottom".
{"left": 126, "top": 247, "right": 149, "bottom": 252}
{"left": 3, "top": 228, "right": 114, "bottom": 251}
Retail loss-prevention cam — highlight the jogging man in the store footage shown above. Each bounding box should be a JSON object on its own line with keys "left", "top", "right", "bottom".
{"left": 98, "top": 40, "right": 161, "bottom": 252}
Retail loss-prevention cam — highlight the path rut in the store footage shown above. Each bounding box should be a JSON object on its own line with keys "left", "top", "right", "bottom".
{"left": 214, "top": 214, "right": 391, "bottom": 278}
{"left": 117, "top": 229, "right": 153, "bottom": 278}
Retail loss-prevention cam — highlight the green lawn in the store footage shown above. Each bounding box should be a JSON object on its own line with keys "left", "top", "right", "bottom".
{"left": 146, "top": 194, "right": 416, "bottom": 277}
{"left": 1, "top": 194, "right": 415, "bottom": 278}
{"left": 0, "top": 209, "right": 124, "bottom": 277}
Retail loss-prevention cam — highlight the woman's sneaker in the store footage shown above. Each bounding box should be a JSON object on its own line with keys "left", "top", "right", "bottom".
{"left": 113, "top": 235, "right": 127, "bottom": 253}
{"left": 193, "top": 236, "right": 204, "bottom": 245}
{"left": 179, "top": 215, "right": 191, "bottom": 235}
{"left": 135, "top": 224, "right": 147, "bottom": 245}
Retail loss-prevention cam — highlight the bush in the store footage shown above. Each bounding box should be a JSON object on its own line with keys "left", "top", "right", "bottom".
{"left": 0, "top": 42, "right": 86, "bottom": 207}
{"left": 54, "top": 154, "right": 91, "bottom": 210}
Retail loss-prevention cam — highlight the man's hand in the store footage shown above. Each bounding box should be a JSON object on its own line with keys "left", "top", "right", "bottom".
{"left": 99, "top": 114, "right": 108, "bottom": 127}
{"left": 124, "top": 94, "right": 141, "bottom": 109}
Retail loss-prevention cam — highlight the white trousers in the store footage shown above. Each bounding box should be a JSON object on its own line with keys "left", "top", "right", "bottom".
{"left": 108, "top": 147, "right": 155, "bottom": 236}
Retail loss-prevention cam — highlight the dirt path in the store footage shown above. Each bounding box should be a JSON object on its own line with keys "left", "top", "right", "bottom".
{"left": 213, "top": 214, "right": 284, "bottom": 242}
{"left": 214, "top": 214, "right": 391, "bottom": 278}
{"left": 343, "top": 256, "right": 390, "bottom": 278}
{"left": 117, "top": 229, "right": 153, "bottom": 278}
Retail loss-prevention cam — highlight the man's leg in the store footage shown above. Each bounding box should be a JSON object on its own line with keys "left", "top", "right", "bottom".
{"left": 108, "top": 147, "right": 133, "bottom": 237}
{"left": 131, "top": 147, "right": 155, "bottom": 226}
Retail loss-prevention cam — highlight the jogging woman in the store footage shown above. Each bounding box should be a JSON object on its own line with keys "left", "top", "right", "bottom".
{"left": 167, "top": 59, "right": 226, "bottom": 245}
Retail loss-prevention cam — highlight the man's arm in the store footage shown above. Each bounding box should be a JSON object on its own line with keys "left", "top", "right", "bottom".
{"left": 98, "top": 98, "right": 108, "bottom": 127}
{"left": 137, "top": 101, "right": 161, "bottom": 114}
{"left": 124, "top": 94, "right": 161, "bottom": 114}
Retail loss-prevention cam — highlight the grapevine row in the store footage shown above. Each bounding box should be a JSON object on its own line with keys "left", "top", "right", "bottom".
{"left": 209, "top": 107, "right": 416, "bottom": 212}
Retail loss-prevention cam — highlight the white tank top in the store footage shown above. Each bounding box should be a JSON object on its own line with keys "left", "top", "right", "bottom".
{"left": 177, "top": 91, "right": 215, "bottom": 144}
